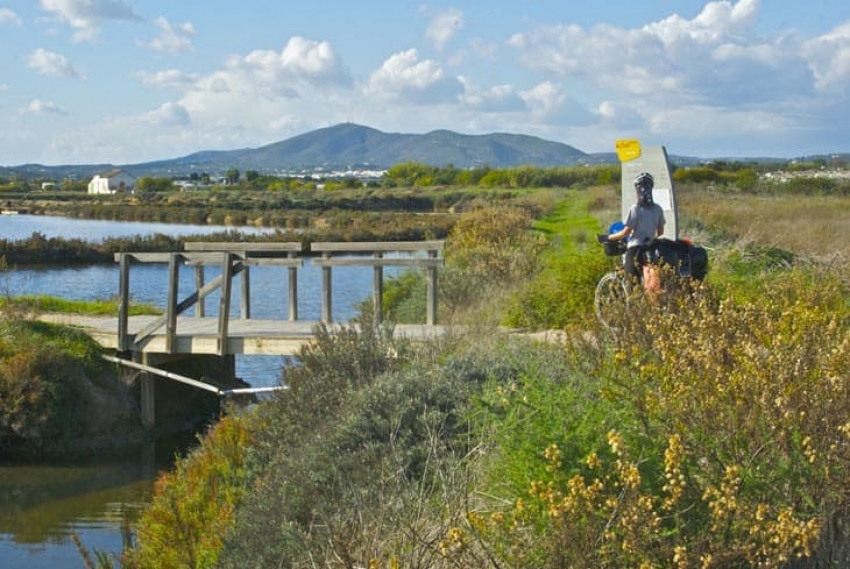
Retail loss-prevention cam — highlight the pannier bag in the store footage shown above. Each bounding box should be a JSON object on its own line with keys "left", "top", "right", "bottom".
{"left": 643, "top": 238, "right": 709, "bottom": 280}
{"left": 688, "top": 244, "right": 709, "bottom": 280}
{"left": 603, "top": 239, "right": 627, "bottom": 256}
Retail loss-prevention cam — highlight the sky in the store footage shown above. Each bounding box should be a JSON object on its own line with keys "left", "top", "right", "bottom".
{"left": 0, "top": 0, "right": 848, "bottom": 166}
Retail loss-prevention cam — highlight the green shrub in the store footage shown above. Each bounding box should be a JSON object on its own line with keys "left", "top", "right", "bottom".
{"left": 216, "top": 324, "right": 450, "bottom": 568}
{"left": 124, "top": 414, "right": 253, "bottom": 569}
{"left": 502, "top": 245, "right": 610, "bottom": 329}
{"left": 0, "top": 319, "right": 117, "bottom": 453}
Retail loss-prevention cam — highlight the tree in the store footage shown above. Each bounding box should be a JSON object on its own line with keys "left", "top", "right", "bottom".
{"left": 225, "top": 169, "right": 240, "bottom": 185}
{"left": 135, "top": 176, "right": 176, "bottom": 194}
{"left": 735, "top": 168, "right": 758, "bottom": 191}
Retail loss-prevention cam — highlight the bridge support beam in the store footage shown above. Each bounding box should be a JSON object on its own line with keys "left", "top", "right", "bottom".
{"left": 122, "top": 353, "right": 241, "bottom": 430}
{"left": 136, "top": 352, "right": 156, "bottom": 429}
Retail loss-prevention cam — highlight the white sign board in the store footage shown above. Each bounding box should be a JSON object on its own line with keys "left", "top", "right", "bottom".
{"left": 620, "top": 146, "right": 678, "bottom": 240}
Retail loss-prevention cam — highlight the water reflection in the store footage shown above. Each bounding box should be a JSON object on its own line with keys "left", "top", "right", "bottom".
{"left": 0, "top": 435, "right": 195, "bottom": 569}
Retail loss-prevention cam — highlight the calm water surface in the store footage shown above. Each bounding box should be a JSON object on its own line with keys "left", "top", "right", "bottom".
{"left": 0, "top": 215, "right": 395, "bottom": 568}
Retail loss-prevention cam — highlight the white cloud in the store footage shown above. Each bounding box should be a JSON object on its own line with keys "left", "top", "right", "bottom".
{"left": 459, "top": 77, "right": 525, "bottom": 112}
{"left": 39, "top": 0, "right": 141, "bottom": 42}
{"left": 507, "top": 0, "right": 822, "bottom": 113}
{"left": 519, "top": 81, "right": 595, "bottom": 126}
{"left": 596, "top": 101, "right": 643, "bottom": 130}
{"left": 802, "top": 21, "right": 850, "bottom": 92}
{"left": 226, "top": 37, "right": 350, "bottom": 88}
{"left": 425, "top": 7, "right": 464, "bottom": 51}
{"left": 365, "top": 49, "right": 463, "bottom": 104}
{"left": 519, "top": 82, "right": 564, "bottom": 115}
{"left": 22, "top": 99, "right": 68, "bottom": 115}
{"left": 0, "top": 8, "right": 22, "bottom": 26}
{"left": 142, "top": 17, "right": 195, "bottom": 53}
{"left": 27, "top": 48, "right": 82, "bottom": 78}
{"left": 136, "top": 69, "right": 200, "bottom": 88}
{"left": 141, "top": 102, "right": 191, "bottom": 127}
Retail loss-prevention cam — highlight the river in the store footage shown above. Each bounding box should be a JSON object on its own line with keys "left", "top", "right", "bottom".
{"left": 0, "top": 214, "right": 396, "bottom": 568}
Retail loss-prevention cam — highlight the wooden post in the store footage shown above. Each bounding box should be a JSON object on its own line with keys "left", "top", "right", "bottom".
{"left": 288, "top": 252, "right": 298, "bottom": 321}
{"left": 166, "top": 254, "right": 180, "bottom": 353}
{"left": 373, "top": 252, "right": 383, "bottom": 327}
{"left": 321, "top": 252, "right": 332, "bottom": 323}
{"left": 241, "top": 264, "right": 251, "bottom": 319}
{"left": 218, "top": 252, "right": 233, "bottom": 355}
{"left": 138, "top": 352, "right": 155, "bottom": 429}
{"left": 117, "top": 254, "right": 130, "bottom": 351}
{"left": 194, "top": 265, "right": 205, "bottom": 317}
{"left": 427, "top": 249, "right": 438, "bottom": 325}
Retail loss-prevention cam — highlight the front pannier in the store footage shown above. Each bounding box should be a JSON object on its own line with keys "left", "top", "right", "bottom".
{"left": 603, "top": 239, "right": 627, "bottom": 256}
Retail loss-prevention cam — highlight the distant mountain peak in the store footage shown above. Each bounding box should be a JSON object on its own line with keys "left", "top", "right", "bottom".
{"left": 1, "top": 123, "right": 701, "bottom": 180}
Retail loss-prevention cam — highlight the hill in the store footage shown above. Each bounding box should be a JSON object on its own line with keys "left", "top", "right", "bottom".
{"left": 0, "top": 124, "right": 595, "bottom": 180}
{"left": 2, "top": 123, "right": 845, "bottom": 181}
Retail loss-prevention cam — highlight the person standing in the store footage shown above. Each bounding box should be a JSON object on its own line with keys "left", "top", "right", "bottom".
{"left": 598, "top": 171, "right": 666, "bottom": 286}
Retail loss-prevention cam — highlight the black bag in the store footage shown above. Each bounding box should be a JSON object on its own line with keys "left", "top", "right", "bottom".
{"left": 645, "top": 239, "right": 686, "bottom": 272}
{"left": 603, "top": 239, "right": 627, "bottom": 256}
{"left": 645, "top": 238, "right": 707, "bottom": 279}
{"left": 688, "top": 244, "right": 709, "bottom": 280}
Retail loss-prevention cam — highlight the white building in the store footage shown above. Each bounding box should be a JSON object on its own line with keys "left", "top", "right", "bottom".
{"left": 87, "top": 169, "right": 136, "bottom": 194}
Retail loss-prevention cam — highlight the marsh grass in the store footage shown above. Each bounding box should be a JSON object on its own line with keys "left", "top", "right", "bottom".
{"left": 677, "top": 188, "right": 849, "bottom": 263}
{"left": 0, "top": 295, "right": 161, "bottom": 316}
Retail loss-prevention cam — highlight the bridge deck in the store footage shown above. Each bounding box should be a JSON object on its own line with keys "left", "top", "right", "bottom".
{"left": 38, "top": 314, "right": 448, "bottom": 356}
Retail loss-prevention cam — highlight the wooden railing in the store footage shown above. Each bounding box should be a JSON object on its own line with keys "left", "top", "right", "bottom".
{"left": 114, "top": 241, "right": 445, "bottom": 355}
{"left": 116, "top": 244, "right": 302, "bottom": 354}
{"left": 311, "top": 240, "right": 445, "bottom": 325}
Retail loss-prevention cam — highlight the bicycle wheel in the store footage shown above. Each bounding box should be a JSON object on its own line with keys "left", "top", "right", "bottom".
{"left": 595, "top": 271, "right": 629, "bottom": 329}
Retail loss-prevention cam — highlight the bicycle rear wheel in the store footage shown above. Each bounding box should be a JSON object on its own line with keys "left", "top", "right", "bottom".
{"left": 595, "top": 271, "right": 629, "bottom": 329}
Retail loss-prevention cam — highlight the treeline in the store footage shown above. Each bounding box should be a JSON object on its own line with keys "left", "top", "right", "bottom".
{"left": 2, "top": 160, "right": 848, "bottom": 196}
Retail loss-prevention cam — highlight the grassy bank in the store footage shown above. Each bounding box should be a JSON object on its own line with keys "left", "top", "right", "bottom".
{"left": 0, "top": 316, "right": 138, "bottom": 456}
{"left": 0, "top": 295, "right": 160, "bottom": 316}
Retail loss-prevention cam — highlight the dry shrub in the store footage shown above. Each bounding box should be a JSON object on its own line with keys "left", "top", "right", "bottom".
{"left": 679, "top": 190, "right": 850, "bottom": 269}
{"left": 441, "top": 205, "right": 545, "bottom": 323}
{"left": 440, "top": 267, "right": 848, "bottom": 569}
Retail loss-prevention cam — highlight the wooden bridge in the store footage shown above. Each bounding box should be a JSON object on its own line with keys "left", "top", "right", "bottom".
{"left": 112, "top": 240, "right": 445, "bottom": 355}
{"left": 47, "top": 241, "right": 446, "bottom": 428}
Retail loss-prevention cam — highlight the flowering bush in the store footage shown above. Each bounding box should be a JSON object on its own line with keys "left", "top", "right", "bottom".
{"left": 451, "top": 267, "right": 849, "bottom": 568}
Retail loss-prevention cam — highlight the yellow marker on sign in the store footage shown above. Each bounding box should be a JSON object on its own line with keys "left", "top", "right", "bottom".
{"left": 615, "top": 139, "right": 641, "bottom": 162}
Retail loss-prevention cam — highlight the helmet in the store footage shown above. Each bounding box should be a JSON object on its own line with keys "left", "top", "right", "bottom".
{"left": 634, "top": 172, "right": 654, "bottom": 206}
{"left": 634, "top": 172, "right": 654, "bottom": 190}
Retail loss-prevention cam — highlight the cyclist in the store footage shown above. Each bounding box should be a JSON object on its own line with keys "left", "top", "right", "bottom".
{"left": 597, "top": 172, "right": 666, "bottom": 289}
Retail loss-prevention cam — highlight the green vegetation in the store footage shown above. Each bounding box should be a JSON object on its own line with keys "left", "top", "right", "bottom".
{"left": 0, "top": 295, "right": 160, "bottom": 316}
{"left": 108, "top": 178, "right": 849, "bottom": 568}
{"left": 0, "top": 316, "right": 131, "bottom": 455}
{"left": 3, "top": 161, "right": 849, "bottom": 566}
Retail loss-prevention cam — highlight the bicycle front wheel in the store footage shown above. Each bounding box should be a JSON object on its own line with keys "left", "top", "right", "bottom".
{"left": 595, "top": 271, "right": 629, "bottom": 329}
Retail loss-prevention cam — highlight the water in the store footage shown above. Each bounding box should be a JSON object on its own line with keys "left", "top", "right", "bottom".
{"left": 0, "top": 214, "right": 396, "bottom": 388}
{"left": 0, "top": 215, "right": 399, "bottom": 568}
{"left": 0, "top": 434, "right": 196, "bottom": 569}
{"left": 0, "top": 213, "right": 264, "bottom": 242}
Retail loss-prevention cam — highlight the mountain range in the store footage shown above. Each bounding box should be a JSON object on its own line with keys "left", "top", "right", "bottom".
{"left": 2, "top": 123, "right": 615, "bottom": 181}
{"left": 1, "top": 122, "right": 814, "bottom": 181}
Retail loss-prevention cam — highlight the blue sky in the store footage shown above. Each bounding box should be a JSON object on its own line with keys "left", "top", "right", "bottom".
{"left": 0, "top": 0, "right": 848, "bottom": 165}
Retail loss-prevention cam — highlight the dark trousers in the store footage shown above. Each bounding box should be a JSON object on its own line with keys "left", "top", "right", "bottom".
{"left": 624, "top": 247, "right": 642, "bottom": 283}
